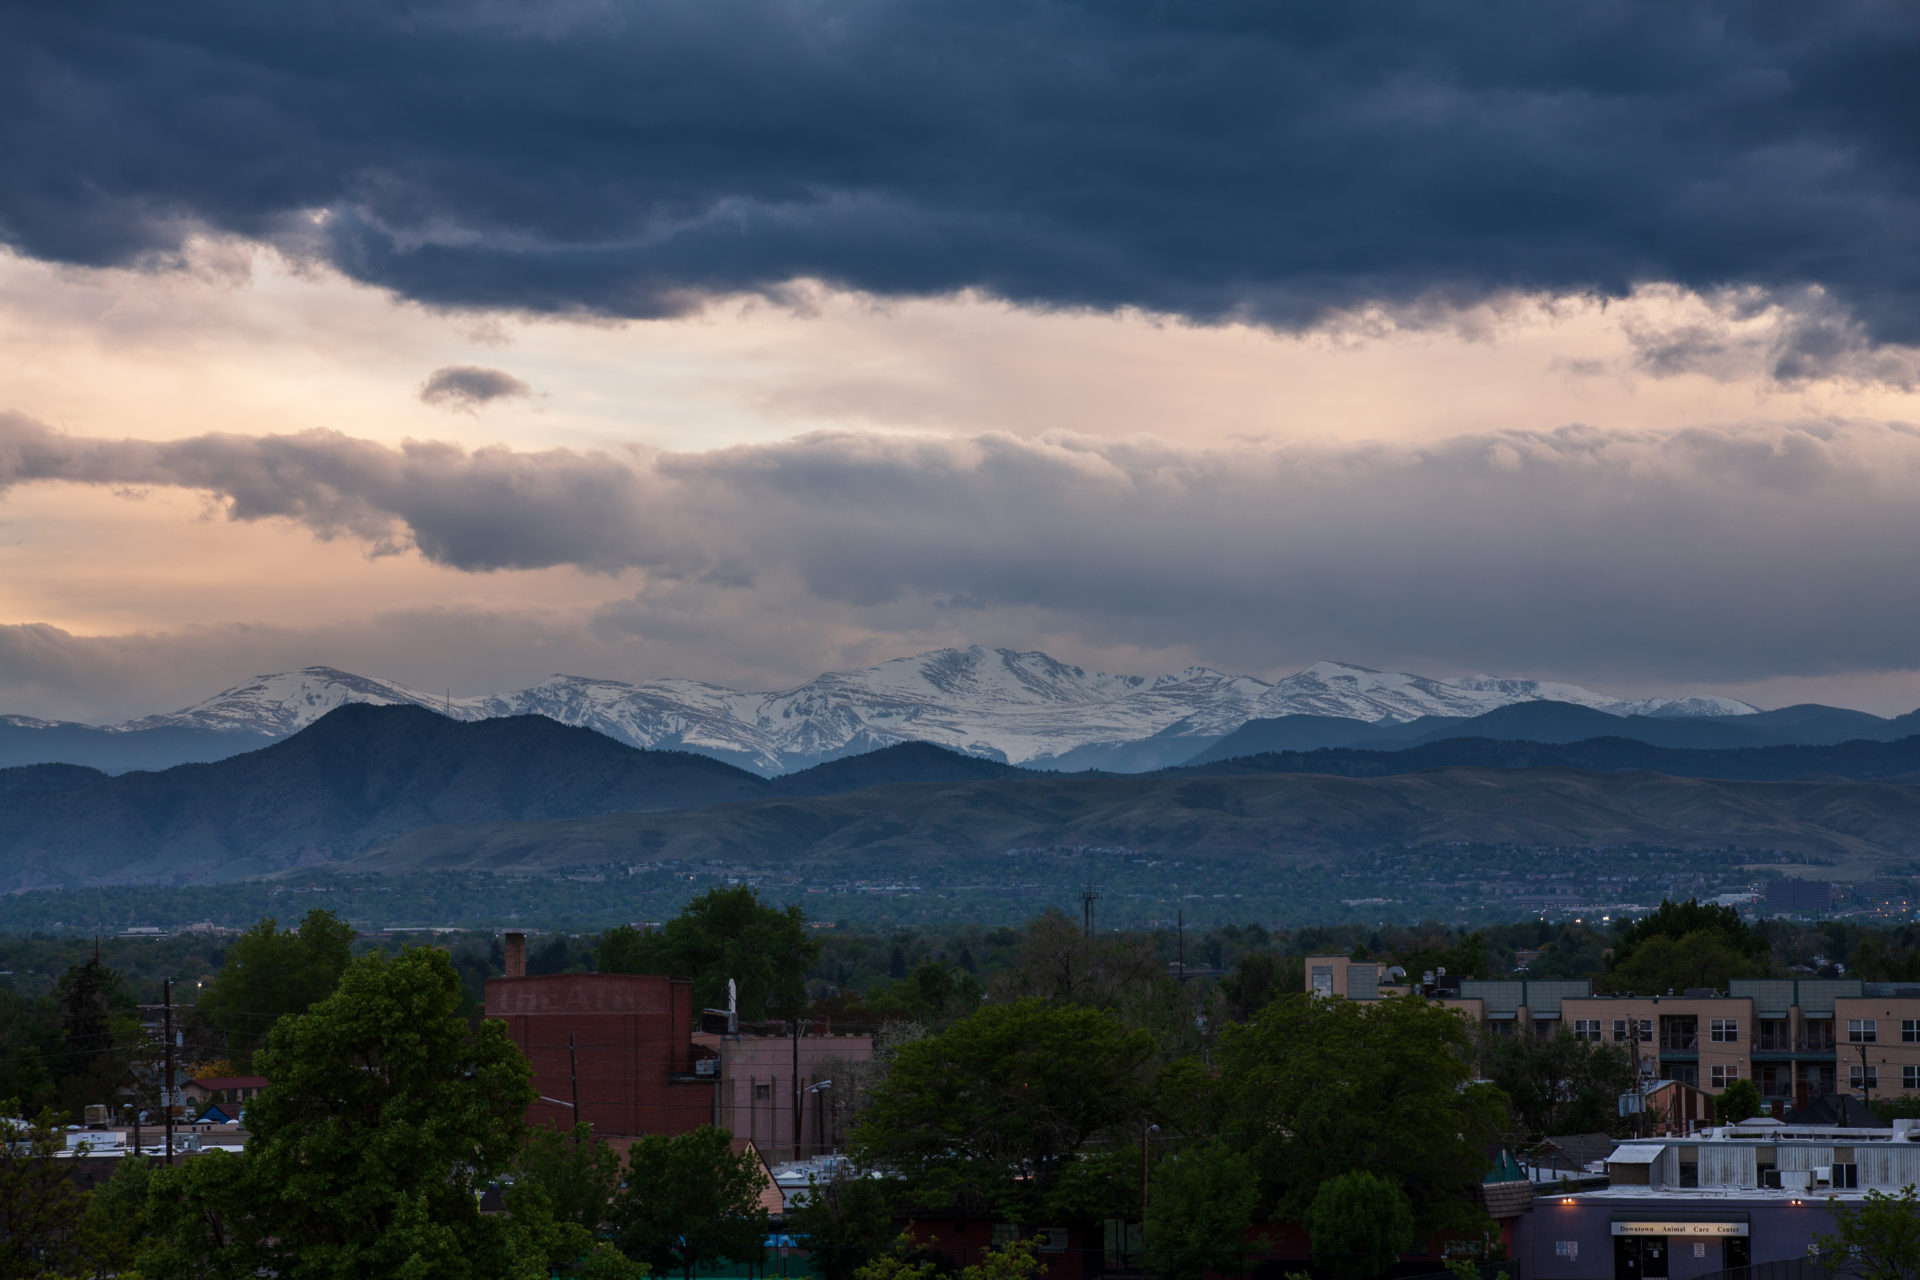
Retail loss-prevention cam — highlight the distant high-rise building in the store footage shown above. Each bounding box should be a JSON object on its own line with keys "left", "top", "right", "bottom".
{"left": 1765, "top": 879, "right": 1831, "bottom": 915}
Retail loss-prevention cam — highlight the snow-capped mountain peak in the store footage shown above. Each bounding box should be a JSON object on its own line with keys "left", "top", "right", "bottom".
{"left": 88, "top": 650, "right": 1762, "bottom": 772}
{"left": 114, "top": 667, "right": 464, "bottom": 736}
{"left": 1450, "top": 675, "right": 1758, "bottom": 719}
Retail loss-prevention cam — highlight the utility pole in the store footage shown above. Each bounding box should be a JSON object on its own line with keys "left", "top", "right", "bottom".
{"left": 1082, "top": 886, "right": 1100, "bottom": 938}
{"left": 163, "top": 979, "right": 174, "bottom": 1166}
{"left": 792, "top": 1016, "right": 803, "bottom": 1160}
{"left": 569, "top": 1033, "right": 581, "bottom": 1139}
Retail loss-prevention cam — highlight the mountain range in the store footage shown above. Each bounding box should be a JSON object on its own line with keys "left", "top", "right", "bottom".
{"left": 12, "top": 701, "right": 1920, "bottom": 891}
{"left": 0, "top": 647, "right": 1787, "bottom": 775}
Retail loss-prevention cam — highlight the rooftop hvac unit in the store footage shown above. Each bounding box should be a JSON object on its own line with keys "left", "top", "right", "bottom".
{"left": 694, "top": 1058, "right": 719, "bottom": 1077}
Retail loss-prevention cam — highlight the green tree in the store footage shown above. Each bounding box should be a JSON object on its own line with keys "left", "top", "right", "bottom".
{"left": 51, "top": 952, "right": 134, "bottom": 1117}
{"left": 1604, "top": 899, "right": 1768, "bottom": 993}
{"left": 76, "top": 1154, "right": 159, "bottom": 1276}
{"left": 515, "top": 1122, "right": 623, "bottom": 1230}
{"left": 612, "top": 1126, "right": 768, "bottom": 1280}
{"left": 198, "top": 908, "right": 355, "bottom": 1068}
{"left": 1142, "top": 1141, "right": 1262, "bottom": 1280}
{"left": 0, "top": 993, "right": 54, "bottom": 1114}
{"left": 854, "top": 1236, "right": 1041, "bottom": 1280}
{"left": 139, "top": 947, "right": 540, "bottom": 1280}
{"left": 1715, "top": 1078, "right": 1765, "bottom": 1124}
{"left": 1813, "top": 1184, "right": 1920, "bottom": 1280}
{"left": 864, "top": 962, "right": 984, "bottom": 1022}
{"left": 596, "top": 888, "right": 818, "bottom": 1020}
{"left": 787, "top": 1169, "right": 899, "bottom": 1280}
{"left": 0, "top": 1105, "right": 89, "bottom": 1279}
{"left": 1307, "top": 1172, "right": 1416, "bottom": 1280}
{"left": 852, "top": 1000, "right": 1156, "bottom": 1221}
{"left": 1599, "top": 931, "right": 1763, "bottom": 996}
{"left": 1218, "top": 952, "right": 1296, "bottom": 1023}
{"left": 1480, "top": 1031, "right": 1638, "bottom": 1140}
{"left": 1212, "top": 994, "right": 1504, "bottom": 1236}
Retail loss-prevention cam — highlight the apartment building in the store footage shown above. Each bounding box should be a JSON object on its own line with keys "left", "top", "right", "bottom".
{"left": 1304, "top": 956, "right": 1920, "bottom": 1109}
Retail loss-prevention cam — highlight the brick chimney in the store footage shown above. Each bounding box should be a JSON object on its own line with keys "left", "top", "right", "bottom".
{"left": 504, "top": 931, "right": 527, "bottom": 979}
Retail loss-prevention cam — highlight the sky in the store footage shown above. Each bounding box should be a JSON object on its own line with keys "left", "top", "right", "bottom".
{"left": 3, "top": 1, "right": 1919, "bottom": 722}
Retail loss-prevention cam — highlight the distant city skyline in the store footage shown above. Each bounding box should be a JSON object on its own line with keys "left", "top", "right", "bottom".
{"left": 3, "top": 3, "right": 1918, "bottom": 722}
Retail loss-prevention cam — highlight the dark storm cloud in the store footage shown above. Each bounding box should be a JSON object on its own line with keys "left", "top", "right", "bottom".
{"left": 2, "top": 2, "right": 1917, "bottom": 354}
{"left": 9, "top": 410, "right": 1920, "bottom": 682}
{"left": 419, "top": 365, "right": 532, "bottom": 411}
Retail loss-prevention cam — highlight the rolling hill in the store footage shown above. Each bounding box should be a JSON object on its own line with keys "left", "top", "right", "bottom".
{"left": 0, "top": 705, "right": 768, "bottom": 889}
{"left": 1175, "top": 734, "right": 1920, "bottom": 782}
{"left": 353, "top": 768, "right": 1920, "bottom": 876}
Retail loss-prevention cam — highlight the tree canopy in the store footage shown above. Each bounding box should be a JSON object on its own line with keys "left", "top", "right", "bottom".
{"left": 140, "top": 947, "right": 539, "bottom": 1279}
{"left": 1307, "top": 1172, "right": 1416, "bottom": 1280}
{"left": 197, "top": 907, "right": 355, "bottom": 1068}
{"left": 1813, "top": 1185, "right": 1920, "bottom": 1280}
{"left": 1211, "top": 994, "right": 1503, "bottom": 1237}
{"left": 1603, "top": 898, "right": 1769, "bottom": 993}
{"left": 597, "top": 887, "right": 818, "bottom": 1020}
{"left": 851, "top": 999, "right": 1157, "bottom": 1221}
{"left": 1142, "top": 1140, "right": 1262, "bottom": 1280}
{"left": 785, "top": 1168, "right": 899, "bottom": 1280}
{"left": 1480, "top": 1030, "right": 1637, "bottom": 1140}
{"left": 612, "top": 1125, "right": 769, "bottom": 1279}
{"left": 1599, "top": 930, "right": 1765, "bottom": 996}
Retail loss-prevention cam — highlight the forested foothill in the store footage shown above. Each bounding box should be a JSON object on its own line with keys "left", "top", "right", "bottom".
{"left": 10, "top": 890, "right": 1920, "bottom": 1275}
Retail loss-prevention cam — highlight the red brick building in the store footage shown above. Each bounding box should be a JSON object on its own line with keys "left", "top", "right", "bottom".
{"left": 485, "top": 946, "right": 716, "bottom": 1138}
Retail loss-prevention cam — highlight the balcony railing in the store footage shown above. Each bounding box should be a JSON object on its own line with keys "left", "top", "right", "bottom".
{"left": 1660, "top": 1033, "right": 1699, "bottom": 1053}
{"left": 1798, "top": 1034, "right": 1837, "bottom": 1052}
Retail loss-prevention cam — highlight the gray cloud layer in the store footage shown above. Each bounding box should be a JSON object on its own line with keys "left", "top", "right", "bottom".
{"left": 2, "top": 2, "right": 1917, "bottom": 357}
{"left": 419, "top": 365, "right": 532, "bottom": 411}
{"left": 6, "top": 411, "right": 1920, "bottom": 684}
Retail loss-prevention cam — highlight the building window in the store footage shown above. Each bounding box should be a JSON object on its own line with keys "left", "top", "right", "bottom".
{"left": 1851, "top": 1064, "right": 1879, "bottom": 1090}
{"left": 1310, "top": 965, "right": 1333, "bottom": 997}
{"left": 1905, "top": 1019, "right": 1920, "bottom": 1043}
{"left": 753, "top": 1084, "right": 771, "bottom": 1100}
{"left": 1573, "top": 1019, "right": 1602, "bottom": 1043}
{"left": 1487, "top": 1020, "right": 1516, "bottom": 1037}
{"left": 1660, "top": 1015, "right": 1699, "bottom": 1053}
{"left": 1850, "top": 1018, "right": 1878, "bottom": 1043}
{"left": 1904, "top": 1065, "right": 1919, "bottom": 1091}
{"left": 1833, "top": 1163, "right": 1860, "bottom": 1189}
{"left": 1711, "top": 1065, "right": 1741, "bottom": 1088}
{"left": 1677, "top": 1146, "right": 1699, "bottom": 1189}
{"left": 1613, "top": 1018, "right": 1631, "bottom": 1042}
{"left": 1711, "top": 1018, "right": 1739, "bottom": 1043}
{"left": 1639, "top": 1019, "right": 1654, "bottom": 1043}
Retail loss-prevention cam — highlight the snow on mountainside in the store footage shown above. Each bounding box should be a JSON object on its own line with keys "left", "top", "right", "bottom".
{"left": 116, "top": 667, "right": 463, "bottom": 736}
{"left": 93, "top": 647, "right": 1759, "bottom": 773}
{"left": 1451, "top": 675, "right": 1757, "bottom": 719}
